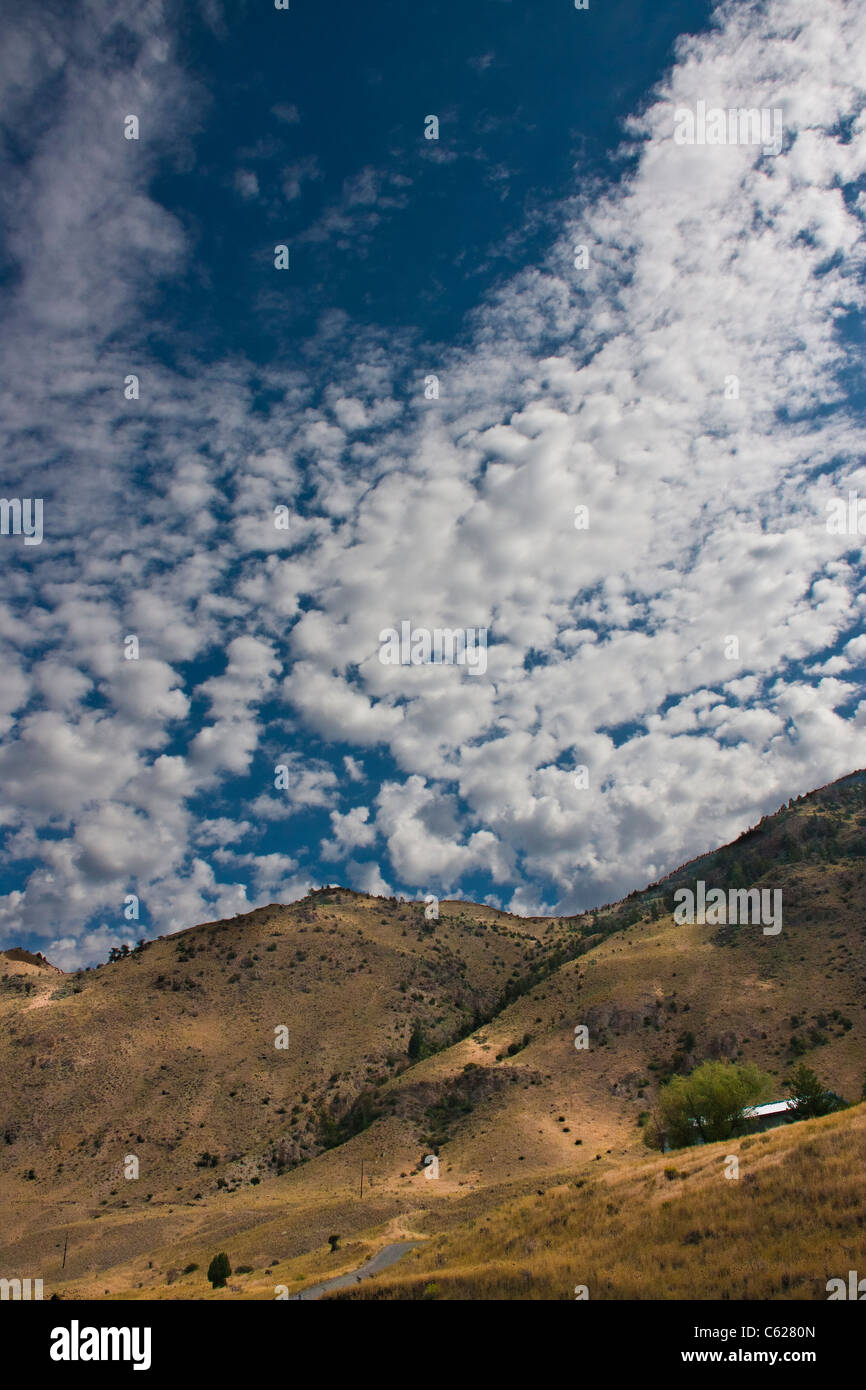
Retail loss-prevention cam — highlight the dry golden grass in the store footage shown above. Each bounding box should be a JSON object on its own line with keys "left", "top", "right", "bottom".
{"left": 335, "top": 1104, "right": 866, "bottom": 1299}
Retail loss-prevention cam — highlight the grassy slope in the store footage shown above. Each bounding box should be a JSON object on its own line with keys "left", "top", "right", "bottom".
{"left": 1, "top": 771, "right": 864, "bottom": 1298}
{"left": 334, "top": 1104, "right": 866, "bottom": 1300}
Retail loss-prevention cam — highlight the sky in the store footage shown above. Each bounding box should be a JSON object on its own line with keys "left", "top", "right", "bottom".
{"left": 1, "top": 0, "right": 865, "bottom": 970}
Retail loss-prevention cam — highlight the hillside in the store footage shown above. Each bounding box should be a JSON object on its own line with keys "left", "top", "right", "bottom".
{"left": 333, "top": 1103, "right": 866, "bottom": 1300}
{"left": 0, "top": 769, "right": 864, "bottom": 1298}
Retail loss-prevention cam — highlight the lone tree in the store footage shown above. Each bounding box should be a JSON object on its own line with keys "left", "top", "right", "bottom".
{"left": 786, "top": 1063, "right": 845, "bottom": 1119}
{"left": 327, "top": 1234, "right": 340, "bottom": 1254}
{"left": 207, "top": 1252, "right": 232, "bottom": 1288}
{"left": 644, "top": 1060, "right": 773, "bottom": 1150}
{"left": 407, "top": 1023, "right": 425, "bottom": 1061}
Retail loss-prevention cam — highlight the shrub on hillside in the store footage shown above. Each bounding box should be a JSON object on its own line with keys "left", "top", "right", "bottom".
{"left": 207, "top": 1252, "right": 232, "bottom": 1288}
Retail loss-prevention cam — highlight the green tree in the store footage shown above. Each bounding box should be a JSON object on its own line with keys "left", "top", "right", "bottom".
{"left": 327, "top": 1234, "right": 340, "bottom": 1253}
{"left": 407, "top": 1023, "right": 425, "bottom": 1061}
{"left": 786, "top": 1063, "right": 845, "bottom": 1119}
{"left": 651, "top": 1060, "right": 773, "bottom": 1149}
{"left": 207, "top": 1252, "right": 232, "bottom": 1288}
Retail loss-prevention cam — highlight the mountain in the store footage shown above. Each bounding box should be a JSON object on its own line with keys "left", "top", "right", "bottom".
{"left": 1, "top": 770, "right": 864, "bottom": 1299}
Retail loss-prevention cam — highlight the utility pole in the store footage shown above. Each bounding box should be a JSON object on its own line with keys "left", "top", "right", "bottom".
{"left": 359, "top": 1160, "right": 364, "bottom": 1200}
{"left": 61, "top": 1232, "right": 68, "bottom": 1269}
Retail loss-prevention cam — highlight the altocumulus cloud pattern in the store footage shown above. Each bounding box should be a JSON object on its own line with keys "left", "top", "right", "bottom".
{"left": 1, "top": 0, "right": 865, "bottom": 968}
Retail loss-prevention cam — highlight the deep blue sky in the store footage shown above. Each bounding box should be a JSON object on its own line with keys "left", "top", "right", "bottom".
{"left": 149, "top": 0, "right": 713, "bottom": 353}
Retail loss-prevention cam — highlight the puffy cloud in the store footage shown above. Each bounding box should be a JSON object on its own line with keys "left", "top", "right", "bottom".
{"left": 196, "top": 636, "right": 281, "bottom": 720}
{"left": 320, "top": 805, "right": 377, "bottom": 860}
{"left": 46, "top": 925, "right": 139, "bottom": 973}
{"left": 375, "top": 776, "right": 514, "bottom": 889}
{"left": 195, "top": 817, "right": 253, "bottom": 846}
{"left": 345, "top": 859, "right": 391, "bottom": 897}
{"left": 2, "top": 0, "right": 866, "bottom": 952}
{"left": 282, "top": 663, "right": 404, "bottom": 745}
{"left": 247, "top": 753, "right": 339, "bottom": 821}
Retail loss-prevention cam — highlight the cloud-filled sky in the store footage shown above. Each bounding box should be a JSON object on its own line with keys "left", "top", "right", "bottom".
{"left": 1, "top": 0, "right": 864, "bottom": 969}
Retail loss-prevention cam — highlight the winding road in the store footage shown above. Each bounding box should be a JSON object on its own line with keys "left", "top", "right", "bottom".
{"left": 293, "top": 1240, "right": 421, "bottom": 1300}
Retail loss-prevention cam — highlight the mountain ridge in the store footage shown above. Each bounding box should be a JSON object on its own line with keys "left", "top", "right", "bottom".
{"left": 1, "top": 767, "right": 864, "bottom": 1298}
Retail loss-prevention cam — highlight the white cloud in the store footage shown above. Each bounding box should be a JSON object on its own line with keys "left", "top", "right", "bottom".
{"left": 46, "top": 924, "right": 138, "bottom": 972}
{"left": 320, "top": 805, "right": 377, "bottom": 860}
{"left": 2, "top": 0, "right": 866, "bottom": 949}
{"left": 247, "top": 753, "right": 339, "bottom": 821}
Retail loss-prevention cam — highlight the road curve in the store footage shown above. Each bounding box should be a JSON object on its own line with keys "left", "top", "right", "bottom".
{"left": 293, "top": 1240, "right": 421, "bottom": 1300}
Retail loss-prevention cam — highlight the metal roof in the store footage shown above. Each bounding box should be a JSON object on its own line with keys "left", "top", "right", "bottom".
{"left": 742, "top": 1100, "right": 795, "bottom": 1118}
